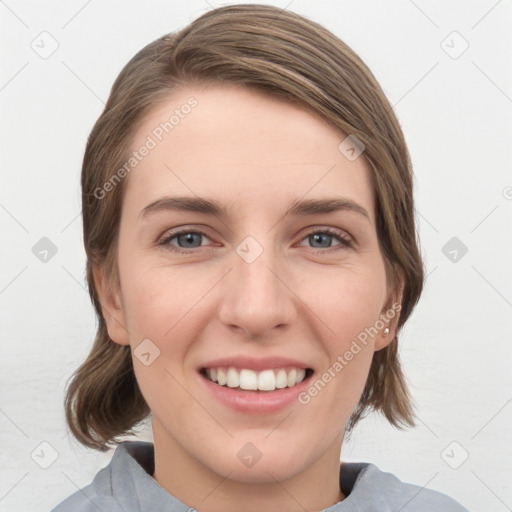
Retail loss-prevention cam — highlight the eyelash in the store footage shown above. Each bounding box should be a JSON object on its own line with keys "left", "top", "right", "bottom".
{"left": 158, "top": 227, "right": 353, "bottom": 255}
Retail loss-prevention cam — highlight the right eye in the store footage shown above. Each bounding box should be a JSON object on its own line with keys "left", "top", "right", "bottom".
{"left": 159, "top": 229, "right": 213, "bottom": 254}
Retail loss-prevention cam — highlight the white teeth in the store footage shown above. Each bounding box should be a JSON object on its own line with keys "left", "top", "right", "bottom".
{"left": 217, "top": 368, "right": 227, "bottom": 386}
{"left": 287, "top": 368, "right": 297, "bottom": 387}
{"left": 275, "top": 369, "right": 288, "bottom": 388}
{"left": 239, "top": 369, "right": 258, "bottom": 390}
{"left": 227, "top": 368, "right": 239, "bottom": 388}
{"left": 204, "top": 366, "right": 309, "bottom": 391}
{"left": 257, "top": 369, "right": 275, "bottom": 391}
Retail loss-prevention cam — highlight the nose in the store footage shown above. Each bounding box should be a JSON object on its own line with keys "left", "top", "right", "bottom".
{"left": 217, "top": 241, "right": 297, "bottom": 339}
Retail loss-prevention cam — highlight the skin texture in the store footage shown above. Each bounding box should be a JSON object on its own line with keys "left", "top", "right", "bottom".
{"left": 94, "top": 83, "right": 403, "bottom": 512}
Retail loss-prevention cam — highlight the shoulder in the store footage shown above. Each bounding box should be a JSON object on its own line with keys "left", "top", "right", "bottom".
{"left": 51, "top": 469, "right": 119, "bottom": 512}
{"left": 51, "top": 442, "right": 152, "bottom": 512}
{"left": 51, "top": 464, "right": 122, "bottom": 512}
{"left": 51, "top": 441, "right": 194, "bottom": 511}
{"left": 336, "top": 462, "right": 470, "bottom": 512}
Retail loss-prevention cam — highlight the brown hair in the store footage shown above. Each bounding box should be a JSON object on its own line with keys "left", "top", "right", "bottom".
{"left": 66, "top": 3, "right": 425, "bottom": 450}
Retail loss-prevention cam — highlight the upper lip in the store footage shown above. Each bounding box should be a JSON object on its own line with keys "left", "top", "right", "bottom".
{"left": 200, "top": 356, "right": 312, "bottom": 372}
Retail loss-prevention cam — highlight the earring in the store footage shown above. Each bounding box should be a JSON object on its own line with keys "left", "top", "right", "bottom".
{"left": 383, "top": 327, "right": 390, "bottom": 336}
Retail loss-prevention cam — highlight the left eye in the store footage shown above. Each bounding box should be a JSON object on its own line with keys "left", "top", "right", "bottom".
{"left": 160, "top": 231, "right": 208, "bottom": 252}
{"left": 299, "top": 228, "right": 353, "bottom": 251}
{"left": 159, "top": 228, "right": 352, "bottom": 254}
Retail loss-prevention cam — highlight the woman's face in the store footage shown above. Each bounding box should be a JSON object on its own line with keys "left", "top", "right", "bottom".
{"left": 97, "top": 83, "right": 400, "bottom": 487}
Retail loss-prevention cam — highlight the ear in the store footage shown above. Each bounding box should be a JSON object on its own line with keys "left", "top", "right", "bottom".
{"left": 92, "top": 263, "right": 130, "bottom": 346}
{"left": 374, "top": 268, "right": 404, "bottom": 351}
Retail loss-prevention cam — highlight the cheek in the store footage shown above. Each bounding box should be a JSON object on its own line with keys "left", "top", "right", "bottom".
{"left": 118, "top": 257, "right": 210, "bottom": 340}
{"left": 314, "top": 263, "right": 387, "bottom": 339}
{"left": 306, "top": 265, "right": 385, "bottom": 399}
{"left": 123, "top": 267, "right": 199, "bottom": 416}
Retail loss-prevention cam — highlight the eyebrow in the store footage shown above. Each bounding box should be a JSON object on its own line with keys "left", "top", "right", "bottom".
{"left": 139, "top": 196, "right": 371, "bottom": 222}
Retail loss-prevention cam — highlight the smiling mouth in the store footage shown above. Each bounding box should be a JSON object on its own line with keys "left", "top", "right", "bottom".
{"left": 200, "top": 366, "right": 314, "bottom": 392}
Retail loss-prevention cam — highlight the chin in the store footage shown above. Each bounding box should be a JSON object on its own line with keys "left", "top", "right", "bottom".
{"left": 212, "top": 456, "right": 307, "bottom": 485}
{"left": 196, "top": 438, "right": 313, "bottom": 485}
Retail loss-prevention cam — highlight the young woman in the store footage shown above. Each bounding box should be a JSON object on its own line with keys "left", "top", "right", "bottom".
{"left": 52, "top": 4, "right": 469, "bottom": 511}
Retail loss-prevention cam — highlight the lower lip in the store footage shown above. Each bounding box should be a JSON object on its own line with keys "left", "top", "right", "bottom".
{"left": 199, "top": 372, "right": 313, "bottom": 414}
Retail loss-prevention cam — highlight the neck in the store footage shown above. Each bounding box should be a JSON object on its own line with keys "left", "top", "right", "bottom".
{"left": 151, "top": 420, "right": 345, "bottom": 512}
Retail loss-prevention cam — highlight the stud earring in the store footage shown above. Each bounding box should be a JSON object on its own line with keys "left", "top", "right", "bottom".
{"left": 383, "top": 327, "right": 390, "bottom": 336}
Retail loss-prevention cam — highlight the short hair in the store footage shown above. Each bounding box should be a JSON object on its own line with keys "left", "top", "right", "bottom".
{"left": 66, "top": 3, "right": 425, "bottom": 450}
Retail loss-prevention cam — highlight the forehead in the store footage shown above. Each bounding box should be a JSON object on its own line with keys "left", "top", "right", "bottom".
{"left": 124, "top": 84, "right": 374, "bottom": 221}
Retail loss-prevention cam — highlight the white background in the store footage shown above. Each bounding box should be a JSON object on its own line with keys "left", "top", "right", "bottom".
{"left": 1, "top": 1, "right": 511, "bottom": 511}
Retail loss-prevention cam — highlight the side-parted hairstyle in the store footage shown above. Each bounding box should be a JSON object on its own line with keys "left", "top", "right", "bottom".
{"left": 66, "top": 3, "right": 425, "bottom": 450}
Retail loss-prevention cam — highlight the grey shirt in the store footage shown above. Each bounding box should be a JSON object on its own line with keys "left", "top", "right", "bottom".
{"left": 51, "top": 441, "right": 469, "bottom": 511}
